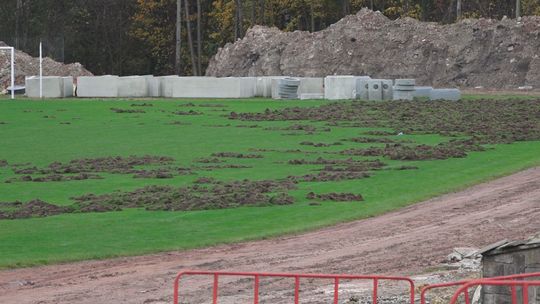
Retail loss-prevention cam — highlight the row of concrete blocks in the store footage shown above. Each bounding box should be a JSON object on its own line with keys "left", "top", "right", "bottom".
{"left": 25, "top": 76, "right": 74, "bottom": 98}
{"left": 324, "top": 76, "right": 461, "bottom": 101}
{"left": 24, "top": 75, "right": 325, "bottom": 99}
{"left": 25, "top": 75, "right": 460, "bottom": 101}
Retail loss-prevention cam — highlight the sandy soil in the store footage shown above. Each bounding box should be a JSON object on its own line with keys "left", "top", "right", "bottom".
{"left": 1, "top": 167, "right": 539, "bottom": 304}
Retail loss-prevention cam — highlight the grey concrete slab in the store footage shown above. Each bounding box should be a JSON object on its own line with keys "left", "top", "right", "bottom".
{"left": 430, "top": 88, "right": 461, "bottom": 101}
{"left": 118, "top": 76, "right": 149, "bottom": 98}
{"left": 393, "top": 89, "right": 415, "bottom": 101}
{"left": 77, "top": 76, "right": 119, "bottom": 98}
{"left": 144, "top": 75, "right": 161, "bottom": 97}
{"left": 158, "top": 76, "right": 180, "bottom": 98}
{"left": 172, "top": 77, "right": 256, "bottom": 98}
{"left": 355, "top": 76, "right": 371, "bottom": 100}
{"left": 413, "top": 86, "right": 433, "bottom": 98}
{"left": 300, "top": 93, "right": 324, "bottom": 100}
{"left": 324, "top": 76, "right": 356, "bottom": 100}
{"left": 25, "top": 76, "right": 64, "bottom": 98}
{"left": 368, "top": 79, "right": 383, "bottom": 101}
{"left": 394, "top": 79, "right": 416, "bottom": 86}
{"left": 62, "top": 77, "right": 74, "bottom": 97}
{"left": 381, "top": 79, "right": 393, "bottom": 101}
{"left": 393, "top": 85, "right": 416, "bottom": 91}
{"left": 298, "top": 77, "right": 324, "bottom": 95}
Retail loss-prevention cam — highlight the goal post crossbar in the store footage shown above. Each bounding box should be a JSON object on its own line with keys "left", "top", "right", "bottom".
{"left": 0, "top": 46, "right": 15, "bottom": 99}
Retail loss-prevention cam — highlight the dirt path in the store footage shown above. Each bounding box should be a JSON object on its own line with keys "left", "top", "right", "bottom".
{"left": 1, "top": 168, "right": 539, "bottom": 304}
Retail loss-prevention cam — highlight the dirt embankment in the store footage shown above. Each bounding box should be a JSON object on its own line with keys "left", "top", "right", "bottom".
{"left": 207, "top": 9, "right": 540, "bottom": 89}
{"left": 0, "top": 167, "right": 539, "bottom": 304}
{"left": 0, "top": 41, "right": 92, "bottom": 90}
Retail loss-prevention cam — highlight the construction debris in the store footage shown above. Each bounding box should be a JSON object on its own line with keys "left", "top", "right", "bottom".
{"left": 207, "top": 9, "right": 540, "bottom": 89}
{"left": 0, "top": 41, "right": 92, "bottom": 92}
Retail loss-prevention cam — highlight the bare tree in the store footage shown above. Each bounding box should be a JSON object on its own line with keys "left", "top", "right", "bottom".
{"left": 15, "top": 0, "right": 23, "bottom": 49}
{"left": 175, "top": 0, "right": 182, "bottom": 75}
{"left": 251, "top": 0, "right": 256, "bottom": 25}
{"left": 258, "top": 0, "right": 265, "bottom": 25}
{"left": 196, "top": 0, "right": 202, "bottom": 75}
{"left": 342, "top": 0, "right": 350, "bottom": 16}
{"left": 404, "top": 0, "right": 410, "bottom": 15}
{"left": 184, "top": 0, "right": 198, "bottom": 75}
{"left": 235, "top": 0, "right": 243, "bottom": 40}
{"left": 310, "top": 2, "right": 315, "bottom": 32}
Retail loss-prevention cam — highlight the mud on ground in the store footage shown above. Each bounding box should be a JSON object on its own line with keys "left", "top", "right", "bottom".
{"left": 2, "top": 168, "right": 538, "bottom": 304}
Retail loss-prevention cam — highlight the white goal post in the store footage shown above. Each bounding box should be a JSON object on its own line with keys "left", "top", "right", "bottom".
{"left": 0, "top": 46, "right": 15, "bottom": 99}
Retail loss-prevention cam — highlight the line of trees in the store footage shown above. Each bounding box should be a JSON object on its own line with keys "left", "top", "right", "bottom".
{"left": 1, "top": 0, "right": 539, "bottom": 76}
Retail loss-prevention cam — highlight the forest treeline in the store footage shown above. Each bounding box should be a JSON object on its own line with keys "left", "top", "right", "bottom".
{"left": 1, "top": 0, "right": 539, "bottom": 76}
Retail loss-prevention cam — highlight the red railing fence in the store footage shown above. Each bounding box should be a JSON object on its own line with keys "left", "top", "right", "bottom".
{"left": 173, "top": 270, "right": 415, "bottom": 304}
{"left": 421, "top": 272, "right": 540, "bottom": 304}
{"left": 449, "top": 280, "right": 540, "bottom": 304}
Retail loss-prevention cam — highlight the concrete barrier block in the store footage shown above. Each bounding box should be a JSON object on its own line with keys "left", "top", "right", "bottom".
{"left": 77, "top": 76, "right": 119, "bottom": 98}
{"left": 355, "top": 76, "right": 371, "bottom": 100}
{"left": 256, "top": 76, "right": 277, "bottom": 97}
{"left": 381, "top": 80, "right": 393, "bottom": 100}
{"left": 393, "top": 90, "right": 415, "bottom": 101}
{"left": 63, "top": 77, "right": 74, "bottom": 97}
{"left": 25, "top": 76, "right": 64, "bottom": 98}
{"left": 239, "top": 77, "right": 257, "bottom": 98}
{"left": 414, "top": 86, "right": 433, "bottom": 98}
{"left": 395, "top": 79, "right": 416, "bottom": 86}
{"left": 172, "top": 77, "right": 256, "bottom": 98}
{"left": 118, "top": 76, "right": 148, "bottom": 98}
{"left": 159, "top": 76, "right": 180, "bottom": 98}
{"left": 271, "top": 77, "right": 287, "bottom": 99}
{"left": 368, "top": 79, "right": 383, "bottom": 101}
{"left": 298, "top": 77, "right": 324, "bottom": 95}
{"left": 144, "top": 75, "right": 160, "bottom": 97}
{"left": 300, "top": 93, "right": 324, "bottom": 100}
{"left": 324, "top": 76, "right": 356, "bottom": 100}
{"left": 430, "top": 88, "right": 461, "bottom": 101}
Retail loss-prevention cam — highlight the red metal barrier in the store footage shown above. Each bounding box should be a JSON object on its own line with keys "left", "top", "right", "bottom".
{"left": 420, "top": 272, "right": 540, "bottom": 304}
{"left": 173, "top": 271, "right": 415, "bottom": 304}
{"left": 449, "top": 280, "right": 540, "bottom": 304}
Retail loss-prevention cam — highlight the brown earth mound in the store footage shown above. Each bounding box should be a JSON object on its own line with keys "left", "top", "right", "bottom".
{"left": 230, "top": 99, "right": 540, "bottom": 144}
{"left": 0, "top": 41, "right": 92, "bottom": 90}
{"left": 0, "top": 199, "right": 73, "bottom": 219}
{"left": 207, "top": 9, "right": 540, "bottom": 89}
{"left": 72, "top": 179, "right": 297, "bottom": 213}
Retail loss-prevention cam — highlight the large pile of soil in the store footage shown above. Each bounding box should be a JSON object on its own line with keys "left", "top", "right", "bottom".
{"left": 0, "top": 41, "right": 92, "bottom": 91}
{"left": 206, "top": 9, "right": 540, "bottom": 89}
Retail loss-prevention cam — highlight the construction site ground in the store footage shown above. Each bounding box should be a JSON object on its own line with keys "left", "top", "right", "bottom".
{"left": 0, "top": 167, "right": 538, "bottom": 304}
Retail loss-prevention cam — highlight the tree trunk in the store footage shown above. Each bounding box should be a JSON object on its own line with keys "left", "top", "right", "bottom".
{"left": 175, "top": 0, "right": 182, "bottom": 75}
{"left": 251, "top": 0, "right": 256, "bottom": 25}
{"left": 456, "top": 0, "right": 462, "bottom": 19}
{"left": 235, "top": 0, "right": 243, "bottom": 39}
{"left": 516, "top": 0, "right": 521, "bottom": 18}
{"left": 15, "top": 0, "right": 22, "bottom": 49}
{"left": 184, "top": 0, "right": 198, "bottom": 76}
{"left": 404, "top": 0, "right": 409, "bottom": 15}
{"left": 258, "top": 0, "right": 265, "bottom": 25}
{"left": 342, "top": 0, "right": 350, "bottom": 16}
{"left": 310, "top": 2, "right": 315, "bottom": 32}
{"left": 196, "top": 0, "right": 202, "bottom": 75}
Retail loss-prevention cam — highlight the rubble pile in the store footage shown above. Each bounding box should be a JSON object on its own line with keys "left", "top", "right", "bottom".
{"left": 0, "top": 41, "right": 92, "bottom": 91}
{"left": 207, "top": 9, "right": 540, "bottom": 89}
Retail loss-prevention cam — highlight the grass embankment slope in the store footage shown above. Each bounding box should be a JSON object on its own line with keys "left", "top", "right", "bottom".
{"left": 0, "top": 95, "right": 539, "bottom": 268}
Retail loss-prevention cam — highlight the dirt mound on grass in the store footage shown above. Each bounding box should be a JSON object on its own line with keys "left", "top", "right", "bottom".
{"left": 0, "top": 200, "right": 73, "bottom": 219}
{"left": 230, "top": 99, "right": 540, "bottom": 144}
{"left": 207, "top": 9, "right": 540, "bottom": 89}
{"left": 0, "top": 41, "right": 92, "bottom": 91}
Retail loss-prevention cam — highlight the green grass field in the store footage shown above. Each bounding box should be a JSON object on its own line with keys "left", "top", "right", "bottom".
{"left": 1, "top": 96, "right": 539, "bottom": 269}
